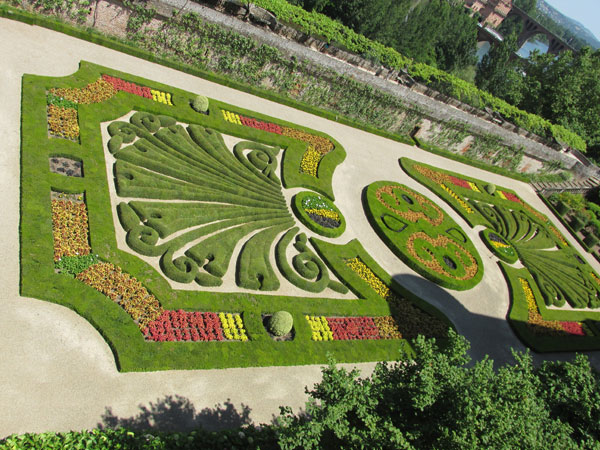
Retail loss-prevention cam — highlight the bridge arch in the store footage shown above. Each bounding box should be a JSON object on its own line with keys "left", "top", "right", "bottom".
{"left": 505, "top": 6, "right": 574, "bottom": 55}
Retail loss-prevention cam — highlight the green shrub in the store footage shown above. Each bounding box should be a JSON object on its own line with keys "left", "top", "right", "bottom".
{"left": 192, "top": 94, "right": 209, "bottom": 113}
{"left": 555, "top": 200, "right": 569, "bottom": 216}
{"left": 583, "top": 232, "right": 599, "bottom": 249}
{"left": 55, "top": 254, "right": 98, "bottom": 276}
{"left": 485, "top": 184, "right": 496, "bottom": 195}
{"left": 267, "top": 311, "right": 293, "bottom": 336}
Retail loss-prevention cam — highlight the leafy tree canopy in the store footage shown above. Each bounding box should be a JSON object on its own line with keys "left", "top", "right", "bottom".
{"left": 288, "top": 0, "right": 478, "bottom": 72}
{"left": 276, "top": 330, "right": 600, "bottom": 449}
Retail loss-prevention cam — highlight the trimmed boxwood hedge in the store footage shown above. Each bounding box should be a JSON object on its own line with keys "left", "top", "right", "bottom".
{"left": 20, "top": 62, "right": 452, "bottom": 371}
{"left": 291, "top": 191, "right": 346, "bottom": 238}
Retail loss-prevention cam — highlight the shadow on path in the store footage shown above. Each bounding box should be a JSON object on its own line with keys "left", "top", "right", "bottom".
{"left": 98, "top": 395, "right": 252, "bottom": 432}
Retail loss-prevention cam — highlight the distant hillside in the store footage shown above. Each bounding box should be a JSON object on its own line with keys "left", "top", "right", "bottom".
{"left": 535, "top": 0, "right": 600, "bottom": 49}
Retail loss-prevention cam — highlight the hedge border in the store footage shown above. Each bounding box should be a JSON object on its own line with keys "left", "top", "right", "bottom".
{"left": 291, "top": 191, "right": 346, "bottom": 238}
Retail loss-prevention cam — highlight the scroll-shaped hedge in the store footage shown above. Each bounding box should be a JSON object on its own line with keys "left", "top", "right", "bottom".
{"left": 402, "top": 157, "right": 600, "bottom": 310}
{"left": 363, "top": 181, "right": 483, "bottom": 290}
{"left": 275, "top": 228, "right": 348, "bottom": 294}
{"left": 110, "top": 112, "right": 295, "bottom": 290}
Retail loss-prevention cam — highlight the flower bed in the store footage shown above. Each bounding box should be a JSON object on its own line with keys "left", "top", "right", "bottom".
{"left": 292, "top": 191, "right": 345, "bottom": 238}
{"left": 364, "top": 181, "right": 482, "bottom": 290}
{"left": 480, "top": 228, "right": 518, "bottom": 264}
{"left": 220, "top": 108, "right": 334, "bottom": 176}
{"left": 520, "top": 278, "right": 590, "bottom": 337}
{"left": 51, "top": 198, "right": 91, "bottom": 261}
{"left": 49, "top": 78, "right": 116, "bottom": 104}
{"left": 47, "top": 76, "right": 173, "bottom": 140}
{"left": 344, "top": 256, "right": 448, "bottom": 338}
{"left": 305, "top": 315, "right": 400, "bottom": 341}
{"left": 76, "top": 262, "right": 163, "bottom": 330}
{"left": 142, "top": 310, "right": 248, "bottom": 342}
{"left": 402, "top": 157, "right": 600, "bottom": 311}
{"left": 21, "top": 64, "right": 457, "bottom": 370}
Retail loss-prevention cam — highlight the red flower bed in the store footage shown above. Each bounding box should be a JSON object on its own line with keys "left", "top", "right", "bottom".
{"left": 102, "top": 74, "right": 152, "bottom": 99}
{"left": 559, "top": 321, "right": 586, "bottom": 336}
{"left": 144, "top": 310, "right": 225, "bottom": 342}
{"left": 448, "top": 175, "right": 471, "bottom": 190}
{"left": 239, "top": 115, "right": 282, "bottom": 134}
{"left": 502, "top": 191, "right": 521, "bottom": 203}
{"left": 327, "top": 317, "right": 380, "bottom": 340}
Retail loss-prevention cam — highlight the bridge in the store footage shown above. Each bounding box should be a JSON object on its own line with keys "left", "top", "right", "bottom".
{"left": 506, "top": 5, "right": 575, "bottom": 55}
{"left": 476, "top": 5, "right": 575, "bottom": 56}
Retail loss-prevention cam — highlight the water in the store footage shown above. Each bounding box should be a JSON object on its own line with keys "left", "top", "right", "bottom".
{"left": 517, "top": 39, "right": 549, "bottom": 58}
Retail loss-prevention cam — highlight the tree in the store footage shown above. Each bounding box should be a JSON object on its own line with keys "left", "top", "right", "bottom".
{"left": 276, "top": 330, "right": 600, "bottom": 450}
{"left": 475, "top": 33, "right": 525, "bottom": 105}
{"left": 520, "top": 47, "right": 600, "bottom": 155}
{"left": 513, "top": 0, "right": 537, "bottom": 14}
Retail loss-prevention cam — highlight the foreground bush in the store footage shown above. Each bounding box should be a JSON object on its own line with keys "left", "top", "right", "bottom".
{"left": 277, "top": 330, "right": 600, "bottom": 449}
{"left": 3, "top": 332, "right": 599, "bottom": 449}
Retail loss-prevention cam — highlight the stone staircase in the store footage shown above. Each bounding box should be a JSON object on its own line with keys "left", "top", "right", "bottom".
{"left": 531, "top": 176, "right": 600, "bottom": 195}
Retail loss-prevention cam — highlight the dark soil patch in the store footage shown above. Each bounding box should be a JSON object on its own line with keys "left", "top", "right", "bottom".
{"left": 50, "top": 190, "right": 84, "bottom": 203}
{"left": 49, "top": 156, "right": 83, "bottom": 177}
{"left": 307, "top": 212, "right": 340, "bottom": 229}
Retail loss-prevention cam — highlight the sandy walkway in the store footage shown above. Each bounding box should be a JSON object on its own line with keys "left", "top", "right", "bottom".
{"left": 1, "top": 17, "right": 599, "bottom": 438}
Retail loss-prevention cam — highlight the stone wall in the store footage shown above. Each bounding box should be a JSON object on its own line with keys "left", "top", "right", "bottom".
{"left": 94, "top": 0, "right": 600, "bottom": 179}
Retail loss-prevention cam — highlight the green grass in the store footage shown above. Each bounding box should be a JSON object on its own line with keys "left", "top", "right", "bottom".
{"left": 20, "top": 62, "right": 452, "bottom": 371}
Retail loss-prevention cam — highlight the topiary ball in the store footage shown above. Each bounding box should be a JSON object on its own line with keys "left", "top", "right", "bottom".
{"left": 485, "top": 183, "right": 496, "bottom": 195}
{"left": 267, "top": 311, "right": 293, "bottom": 336}
{"left": 191, "top": 95, "right": 209, "bottom": 113}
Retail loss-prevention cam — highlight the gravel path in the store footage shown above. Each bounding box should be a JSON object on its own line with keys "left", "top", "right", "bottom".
{"left": 1, "top": 16, "right": 598, "bottom": 438}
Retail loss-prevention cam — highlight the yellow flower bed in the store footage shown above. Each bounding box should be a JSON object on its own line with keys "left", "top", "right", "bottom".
{"left": 491, "top": 240, "right": 511, "bottom": 249}
{"left": 439, "top": 183, "right": 474, "bottom": 214}
{"left": 150, "top": 89, "right": 174, "bottom": 105}
{"left": 304, "top": 208, "right": 339, "bottom": 221}
{"left": 221, "top": 110, "right": 243, "bottom": 125}
{"left": 346, "top": 257, "right": 391, "bottom": 299}
{"left": 299, "top": 145, "right": 321, "bottom": 176}
{"left": 49, "top": 79, "right": 117, "bottom": 104}
{"left": 306, "top": 315, "right": 333, "bottom": 341}
{"left": 51, "top": 200, "right": 91, "bottom": 261}
{"left": 519, "top": 278, "right": 569, "bottom": 336}
{"left": 219, "top": 312, "right": 249, "bottom": 342}
{"left": 47, "top": 105, "right": 79, "bottom": 140}
{"left": 468, "top": 181, "right": 480, "bottom": 192}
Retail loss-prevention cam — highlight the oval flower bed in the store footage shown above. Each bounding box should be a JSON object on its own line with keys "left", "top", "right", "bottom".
{"left": 480, "top": 228, "right": 518, "bottom": 264}
{"left": 292, "top": 191, "right": 346, "bottom": 238}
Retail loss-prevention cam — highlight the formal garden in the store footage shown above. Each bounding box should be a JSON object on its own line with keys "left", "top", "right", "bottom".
{"left": 20, "top": 59, "right": 600, "bottom": 376}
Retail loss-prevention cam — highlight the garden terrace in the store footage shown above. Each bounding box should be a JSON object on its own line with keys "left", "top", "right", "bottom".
{"left": 21, "top": 61, "right": 455, "bottom": 371}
